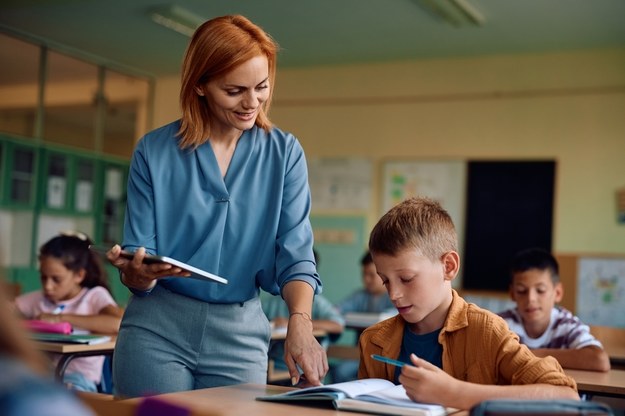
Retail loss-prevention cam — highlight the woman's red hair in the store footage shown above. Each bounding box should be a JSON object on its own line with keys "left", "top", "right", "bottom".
{"left": 178, "top": 15, "right": 278, "bottom": 148}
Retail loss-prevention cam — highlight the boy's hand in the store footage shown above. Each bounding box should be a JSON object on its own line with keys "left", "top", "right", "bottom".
{"left": 399, "top": 353, "right": 458, "bottom": 406}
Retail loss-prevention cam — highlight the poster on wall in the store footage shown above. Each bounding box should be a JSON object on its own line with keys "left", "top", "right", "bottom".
{"left": 382, "top": 160, "right": 466, "bottom": 241}
{"left": 308, "top": 158, "right": 372, "bottom": 212}
{"left": 576, "top": 257, "right": 625, "bottom": 327}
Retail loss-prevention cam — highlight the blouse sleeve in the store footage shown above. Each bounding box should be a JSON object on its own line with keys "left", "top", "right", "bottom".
{"left": 274, "top": 137, "right": 321, "bottom": 293}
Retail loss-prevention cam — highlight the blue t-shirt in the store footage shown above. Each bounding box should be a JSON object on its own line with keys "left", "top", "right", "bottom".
{"left": 395, "top": 326, "right": 443, "bottom": 383}
{"left": 338, "top": 289, "right": 394, "bottom": 314}
{"left": 123, "top": 121, "right": 321, "bottom": 303}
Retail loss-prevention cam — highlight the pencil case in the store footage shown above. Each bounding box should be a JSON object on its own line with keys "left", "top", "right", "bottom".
{"left": 470, "top": 399, "right": 613, "bottom": 415}
{"left": 24, "top": 319, "right": 73, "bottom": 334}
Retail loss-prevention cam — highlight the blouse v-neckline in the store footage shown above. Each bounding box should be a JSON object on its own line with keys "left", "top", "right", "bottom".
{"left": 196, "top": 128, "right": 255, "bottom": 193}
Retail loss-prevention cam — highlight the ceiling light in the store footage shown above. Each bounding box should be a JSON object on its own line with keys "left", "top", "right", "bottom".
{"left": 148, "top": 4, "right": 206, "bottom": 37}
{"left": 415, "top": 0, "right": 485, "bottom": 26}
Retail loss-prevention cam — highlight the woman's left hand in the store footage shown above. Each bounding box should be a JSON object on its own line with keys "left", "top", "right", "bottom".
{"left": 283, "top": 313, "right": 328, "bottom": 387}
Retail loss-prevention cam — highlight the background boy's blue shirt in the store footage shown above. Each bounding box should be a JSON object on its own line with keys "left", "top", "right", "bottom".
{"left": 338, "top": 289, "right": 394, "bottom": 314}
{"left": 123, "top": 121, "right": 321, "bottom": 303}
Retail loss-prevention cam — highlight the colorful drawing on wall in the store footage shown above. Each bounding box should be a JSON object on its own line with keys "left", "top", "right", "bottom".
{"left": 576, "top": 257, "right": 625, "bottom": 327}
{"left": 382, "top": 160, "right": 466, "bottom": 247}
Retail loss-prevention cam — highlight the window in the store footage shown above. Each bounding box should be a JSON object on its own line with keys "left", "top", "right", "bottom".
{"left": 0, "top": 34, "right": 40, "bottom": 138}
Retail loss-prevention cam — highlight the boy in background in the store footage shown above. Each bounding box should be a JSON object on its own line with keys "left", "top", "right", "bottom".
{"left": 330, "top": 251, "right": 394, "bottom": 382}
{"left": 499, "top": 247, "right": 610, "bottom": 372}
{"left": 337, "top": 251, "right": 394, "bottom": 315}
{"left": 359, "top": 197, "right": 578, "bottom": 410}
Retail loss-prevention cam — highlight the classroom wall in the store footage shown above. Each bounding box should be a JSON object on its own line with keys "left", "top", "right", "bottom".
{"left": 150, "top": 48, "right": 625, "bottom": 298}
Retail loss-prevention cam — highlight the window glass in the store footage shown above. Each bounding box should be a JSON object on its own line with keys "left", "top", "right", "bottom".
{"left": 44, "top": 50, "right": 98, "bottom": 150}
{"left": 11, "top": 147, "right": 35, "bottom": 204}
{"left": 103, "top": 70, "right": 150, "bottom": 158}
{"left": 103, "top": 166, "right": 125, "bottom": 244}
{"left": 0, "top": 34, "right": 40, "bottom": 138}
{"left": 45, "top": 153, "right": 67, "bottom": 209}
{"left": 75, "top": 159, "right": 95, "bottom": 212}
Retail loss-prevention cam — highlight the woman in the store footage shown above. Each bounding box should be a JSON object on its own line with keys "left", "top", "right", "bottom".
{"left": 107, "top": 14, "right": 327, "bottom": 398}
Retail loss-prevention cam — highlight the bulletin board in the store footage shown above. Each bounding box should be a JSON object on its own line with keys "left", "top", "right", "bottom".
{"left": 559, "top": 254, "right": 625, "bottom": 327}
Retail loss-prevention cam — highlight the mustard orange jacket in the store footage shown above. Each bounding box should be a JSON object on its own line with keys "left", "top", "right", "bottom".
{"left": 358, "top": 289, "right": 577, "bottom": 390}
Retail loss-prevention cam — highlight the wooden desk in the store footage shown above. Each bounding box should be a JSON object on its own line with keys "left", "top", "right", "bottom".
{"left": 565, "top": 368, "right": 625, "bottom": 398}
{"left": 605, "top": 345, "right": 625, "bottom": 369}
{"left": 35, "top": 335, "right": 116, "bottom": 381}
{"left": 143, "top": 383, "right": 371, "bottom": 415}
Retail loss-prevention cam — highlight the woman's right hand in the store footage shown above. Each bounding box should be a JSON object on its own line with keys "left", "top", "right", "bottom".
{"left": 106, "top": 245, "right": 190, "bottom": 291}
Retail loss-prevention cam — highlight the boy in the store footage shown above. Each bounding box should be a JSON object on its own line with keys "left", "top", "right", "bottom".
{"left": 331, "top": 251, "right": 394, "bottom": 382}
{"left": 337, "top": 251, "right": 394, "bottom": 315}
{"left": 499, "top": 247, "right": 610, "bottom": 372}
{"left": 359, "top": 197, "right": 578, "bottom": 410}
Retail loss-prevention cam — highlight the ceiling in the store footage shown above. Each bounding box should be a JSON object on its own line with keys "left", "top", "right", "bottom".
{"left": 1, "top": 0, "right": 624, "bottom": 79}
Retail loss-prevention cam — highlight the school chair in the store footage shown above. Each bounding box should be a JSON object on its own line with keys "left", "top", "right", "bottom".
{"left": 590, "top": 325, "right": 625, "bottom": 369}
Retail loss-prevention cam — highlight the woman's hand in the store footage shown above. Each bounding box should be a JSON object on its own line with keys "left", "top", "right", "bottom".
{"left": 106, "top": 245, "right": 190, "bottom": 291}
{"left": 283, "top": 312, "right": 328, "bottom": 387}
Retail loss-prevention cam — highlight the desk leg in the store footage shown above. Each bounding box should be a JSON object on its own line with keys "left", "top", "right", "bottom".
{"left": 53, "top": 351, "right": 115, "bottom": 383}
{"left": 55, "top": 354, "right": 75, "bottom": 382}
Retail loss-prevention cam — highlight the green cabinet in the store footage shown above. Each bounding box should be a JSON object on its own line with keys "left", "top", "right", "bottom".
{"left": 0, "top": 134, "right": 130, "bottom": 305}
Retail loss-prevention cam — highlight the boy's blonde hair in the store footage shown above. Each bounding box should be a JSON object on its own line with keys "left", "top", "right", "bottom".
{"left": 369, "top": 197, "right": 457, "bottom": 261}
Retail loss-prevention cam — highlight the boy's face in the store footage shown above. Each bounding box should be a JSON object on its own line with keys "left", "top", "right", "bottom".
{"left": 372, "top": 248, "right": 458, "bottom": 333}
{"left": 509, "top": 268, "right": 563, "bottom": 327}
{"left": 362, "top": 262, "right": 386, "bottom": 296}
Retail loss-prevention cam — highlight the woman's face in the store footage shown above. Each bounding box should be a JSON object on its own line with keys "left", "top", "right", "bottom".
{"left": 200, "top": 55, "right": 270, "bottom": 136}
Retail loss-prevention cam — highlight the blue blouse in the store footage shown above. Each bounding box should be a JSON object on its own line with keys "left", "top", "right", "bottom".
{"left": 122, "top": 120, "right": 321, "bottom": 303}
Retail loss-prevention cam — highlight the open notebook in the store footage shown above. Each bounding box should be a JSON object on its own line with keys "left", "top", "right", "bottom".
{"left": 257, "top": 378, "right": 452, "bottom": 416}
{"left": 30, "top": 333, "right": 111, "bottom": 345}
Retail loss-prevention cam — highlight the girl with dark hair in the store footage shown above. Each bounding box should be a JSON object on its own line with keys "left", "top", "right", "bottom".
{"left": 14, "top": 233, "right": 123, "bottom": 392}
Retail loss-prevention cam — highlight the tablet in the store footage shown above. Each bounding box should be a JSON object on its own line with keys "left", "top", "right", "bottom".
{"left": 89, "top": 245, "right": 228, "bottom": 284}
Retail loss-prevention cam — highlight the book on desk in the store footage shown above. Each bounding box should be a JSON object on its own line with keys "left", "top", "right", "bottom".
{"left": 257, "top": 377, "right": 451, "bottom": 416}
{"left": 30, "top": 332, "right": 112, "bottom": 345}
{"left": 344, "top": 311, "right": 395, "bottom": 329}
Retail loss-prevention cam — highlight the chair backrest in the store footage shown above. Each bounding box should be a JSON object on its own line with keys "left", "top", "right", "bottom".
{"left": 589, "top": 325, "right": 625, "bottom": 349}
{"left": 327, "top": 345, "right": 360, "bottom": 360}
